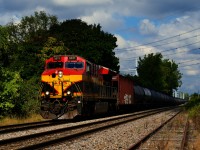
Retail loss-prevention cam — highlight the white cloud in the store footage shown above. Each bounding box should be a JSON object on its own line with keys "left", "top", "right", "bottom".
{"left": 52, "top": 0, "right": 113, "bottom": 6}
{"left": 185, "top": 69, "right": 199, "bottom": 76}
{"left": 139, "top": 19, "right": 157, "bottom": 35}
{"left": 175, "top": 16, "right": 190, "bottom": 23}
{"left": 80, "top": 10, "right": 123, "bottom": 32}
{"left": 0, "top": 13, "right": 21, "bottom": 25}
{"left": 115, "top": 34, "right": 128, "bottom": 48}
{"left": 35, "top": 6, "right": 48, "bottom": 12}
{"left": 114, "top": 34, "right": 158, "bottom": 72}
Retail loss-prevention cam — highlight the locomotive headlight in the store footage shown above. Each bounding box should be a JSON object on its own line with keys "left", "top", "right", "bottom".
{"left": 58, "top": 71, "right": 63, "bottom": 78}
{"left": 45, "top": 91, "right": 50, "bottom": 95}
{"left": 66, "top": 90, "right": 72, "bottom": 100}
{"left": 67, "top": 91, "right": 71, "bottom": 95}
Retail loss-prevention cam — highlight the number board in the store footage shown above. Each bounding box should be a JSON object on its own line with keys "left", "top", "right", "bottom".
{"left": 53, "top": 55, "right": 61, "bottom": 61}
{"left": 68, "top": 56, "right": 77, "bottom": 60}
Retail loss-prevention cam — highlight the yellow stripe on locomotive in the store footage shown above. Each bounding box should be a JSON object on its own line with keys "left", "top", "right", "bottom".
{"left": 41, "top": 74, "right": 83, "bottom": 98}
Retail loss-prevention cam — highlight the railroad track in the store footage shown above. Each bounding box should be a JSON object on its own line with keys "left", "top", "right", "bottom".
{"left": 128, "top": 111, "right": 189, "bottom": 150}
{"left": 0, "top": 107, "right": 177, "bottom": 150}
{"left": 184, "top": 117, "right": 199, "bottom": 149}
{"left": 0, "top": 119, "right": 72, "bottom": 134}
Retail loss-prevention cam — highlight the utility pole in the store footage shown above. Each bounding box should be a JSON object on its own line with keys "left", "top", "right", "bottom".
{"left": 125, "top": 58, "right": 138, "bottom": 76}
{"left": 135, "top": 58, "right": 138, "bottom": 76}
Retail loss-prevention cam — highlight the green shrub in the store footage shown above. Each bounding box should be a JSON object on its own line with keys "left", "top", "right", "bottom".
{"left": 0, "top": 68, "right": 41, "bottom": 119}
{"left": 11, "top": 77, "right": 41, "bottom": 118}
{"left": 185, "top": 94, "right": 200, "bottom": 111}
{"left": 185, "top": 94, "right": 200, "bottom": 130}
{"left": 188, "top": 104, "right": 200, "bottom": 117}
{"left": 0, "top": 69, "right": 22, "bottom": 117}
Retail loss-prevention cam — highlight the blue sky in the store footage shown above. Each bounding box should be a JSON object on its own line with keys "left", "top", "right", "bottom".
{"left": 0, "top": 0, "right": 200, "bottom": 94}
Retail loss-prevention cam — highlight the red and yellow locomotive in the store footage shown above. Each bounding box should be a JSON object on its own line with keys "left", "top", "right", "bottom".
{"left": 40, "top": 55, "right": 120, "bottom": 119}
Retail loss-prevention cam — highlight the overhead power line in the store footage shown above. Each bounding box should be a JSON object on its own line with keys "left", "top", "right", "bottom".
{"left": 115, "top": 34, "right": 200, "bottom": 52}
{"left": 115, "top": 27, "right": 200, "bottom": 51}
{"left": 177, "top": 59, "right": 200, "bottom": 65}
{"left": 179, "top": 62, "right": 200, "bottom": 68}
{"left": 163, "top": 47, "right": 200, "bottom": 57}
{"left": 118, "top": 43, "right": 200, "bottom": 61}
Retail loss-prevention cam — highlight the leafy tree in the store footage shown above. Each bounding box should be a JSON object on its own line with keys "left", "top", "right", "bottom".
{"left": 137, "top": 53, "right": 164, "bottom": 90}
{"left": 0, "top": 11, "right": 59, "bottom": 118}
{"left": 185, "top": 93, "right": 200, "bottom": 110}
{"left": 8, "top": 11, "right": 58, "bottom": 44}
{"left": 49, "top": 19, "right": 119, "bottom": 71}
{"left": 0, "top": 68, "right": 40, "bottom": 118}
{"left": 184, "top": 93, "right": 190, "bottom": 100}
{"left": 0, "top": 26, "right": 11, "bottom": 67}
{"left": 0, "top": 69, "right": 22, "bottom": 117}
{"left": 137, "top": 53, "right": 182, "bottom": 95}
{"left": 6, "top": 11, "right": 59, "bottom": 79}
{"left": 39, "top": 37, "right": 67, "bottom": 62}
{"left": 12, "top": 77, "right": 41, "bottom": 118}
{"left": 162, "top": 59, "right": 182, "bottom": 94}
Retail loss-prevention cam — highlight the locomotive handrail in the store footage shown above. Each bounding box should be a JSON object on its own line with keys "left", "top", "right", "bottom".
{"left": 99, "top": 85, "right": 117, "bottom": 99}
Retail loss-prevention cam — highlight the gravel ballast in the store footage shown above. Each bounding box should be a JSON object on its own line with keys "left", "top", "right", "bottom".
{"left": 44, "top": 110, "right": 179, "bottom": 150}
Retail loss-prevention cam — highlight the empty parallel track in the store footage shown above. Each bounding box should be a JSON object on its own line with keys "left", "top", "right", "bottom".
{"left": 128, "top": 110, "right": 189, "bottom": 150}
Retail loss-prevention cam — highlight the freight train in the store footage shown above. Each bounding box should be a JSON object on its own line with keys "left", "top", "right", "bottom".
{"left": 40, "top": 55, "right": 185, "bottom": 119}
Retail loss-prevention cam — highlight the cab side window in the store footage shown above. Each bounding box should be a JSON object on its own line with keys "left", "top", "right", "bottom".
{"left": 86, "top": 63, "right": 91, "bottom": 75}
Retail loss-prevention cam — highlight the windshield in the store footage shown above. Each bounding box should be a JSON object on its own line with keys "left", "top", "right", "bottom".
{"left": 65, "top": 62, "right": 84, "bottom": 69}
{"left": 47, "top": 62, "right": 63, "bottom": 69}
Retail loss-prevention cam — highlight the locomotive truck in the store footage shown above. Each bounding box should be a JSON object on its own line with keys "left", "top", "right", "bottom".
{"left": 40, "top": 55, "right": 184, "bottom": 119}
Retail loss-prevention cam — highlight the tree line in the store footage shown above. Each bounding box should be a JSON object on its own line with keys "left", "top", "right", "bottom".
{"left": 135, "top": 53, "right": 182, "bottom": 95}
{"left": 0, "top": 11, "right": 182, "bottom": 119}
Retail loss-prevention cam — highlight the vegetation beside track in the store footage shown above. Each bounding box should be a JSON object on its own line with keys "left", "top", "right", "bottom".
{"left": 184, "top": 94, "right": 200, "bottom": 148}
{"left": 0, "top": 114, "right": 44, "bottom": 126}
{"left": 184, "top": 93, "right": 200, "bottom": 130}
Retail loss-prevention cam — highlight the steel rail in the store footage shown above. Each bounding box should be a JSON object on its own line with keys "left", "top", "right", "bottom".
{"left": 180, "top": 117, "right": 189, "bottom": 150}
{"left": 0, "top": 120, "right": 71, "bottom": 134}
